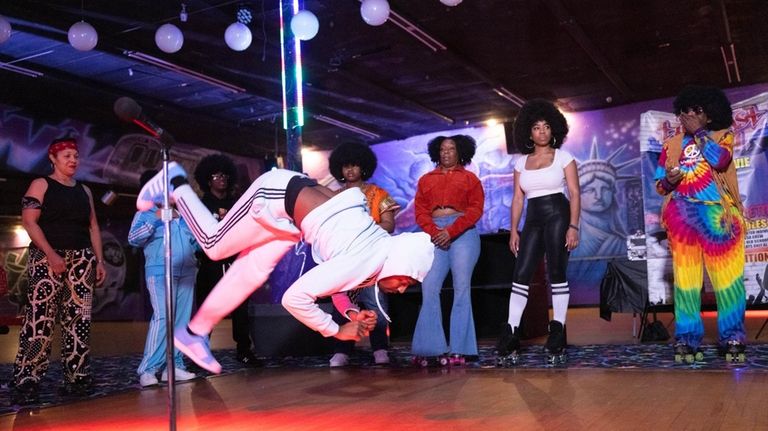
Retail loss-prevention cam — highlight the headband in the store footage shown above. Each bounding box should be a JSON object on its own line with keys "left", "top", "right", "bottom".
{"left": 48, "top": 139, "right": 78, "bottom": 156}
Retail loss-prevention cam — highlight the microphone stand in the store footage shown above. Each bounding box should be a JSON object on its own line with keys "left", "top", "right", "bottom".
{"left": 159, "top": 138, "right": 177, "bottom": 431}
{"left": 114, "top": 97, "right": 178, "bottom": 430}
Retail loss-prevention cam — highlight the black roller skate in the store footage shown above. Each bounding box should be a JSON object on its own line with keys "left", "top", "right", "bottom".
{"left": 413, "top": 355, "right": 450, "bottom": 368}
{"left": 495, "top": 324, "right": 521, "bottom": 367}
{"left": 673, "top": 342, "right": 703, "bottom": 364}
{"left": 722, "top": 340, "right": 746, "bottom": 363}
{"left": 545, "top": 320, "right": 567, "bottom": 365}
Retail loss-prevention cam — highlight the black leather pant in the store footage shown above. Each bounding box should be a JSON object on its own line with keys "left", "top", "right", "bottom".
{"left": 513, "top": 193, "right": 570, "bottom": 286}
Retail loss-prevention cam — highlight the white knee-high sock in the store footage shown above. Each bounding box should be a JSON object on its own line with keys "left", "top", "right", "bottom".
{"left": 551, "top": 282, "right": 570, "bottom": 324}
{"left": 507, "top": 282, "right": 529, "bottom": 329}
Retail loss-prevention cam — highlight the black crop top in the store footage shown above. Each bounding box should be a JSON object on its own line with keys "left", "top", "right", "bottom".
{"left": 33, "top": 177, "right": 92, "bottom": 249}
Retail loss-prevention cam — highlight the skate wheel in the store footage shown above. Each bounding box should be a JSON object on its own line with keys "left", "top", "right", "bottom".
{"left": 726, "top": 353, "right": 746, "bottom": 363}
{"left": 684, "top": 354, "right": 694, "bottom": 364}
{"left": 694, "top": 351, "right": 704, "bottom": 362}
{"left": 439, "top": 357, "right": 449, "bottom": 366}
{"left": 674, "top": 354, "right": 683, "bottom": 364}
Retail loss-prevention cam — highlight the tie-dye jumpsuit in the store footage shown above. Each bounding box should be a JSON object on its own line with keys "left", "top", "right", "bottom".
{"left": 655, "top": 129, "right": 745, "bottom": 349}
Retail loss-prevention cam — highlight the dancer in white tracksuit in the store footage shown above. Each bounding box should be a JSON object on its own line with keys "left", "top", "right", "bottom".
{"left": 136, "top": 165, "right": 434, "bottom": 373}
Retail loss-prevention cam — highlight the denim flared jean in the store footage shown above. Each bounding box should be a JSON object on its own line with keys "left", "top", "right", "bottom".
{"left": 411, "top": 214, "right": 480, "bottom": 356}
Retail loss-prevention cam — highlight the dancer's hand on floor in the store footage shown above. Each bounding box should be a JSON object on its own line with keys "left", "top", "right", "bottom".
{"left": 355, "top": 310, "right": 378, "bottom": 331}
{"left": 336, "top": 321, "right": 369, "bottom": 341}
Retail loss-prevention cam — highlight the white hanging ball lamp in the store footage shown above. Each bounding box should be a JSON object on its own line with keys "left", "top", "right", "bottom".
{"left": 440, "top": 0, "right": 463, "bottom": 6}
{"left": 68, "top": 20, "right": 98, "bottom": 51}
{"left": 290, "top": 10, "right": 319, "bottom": 41}
{"left": 225, "top": 22, "right": 252, "bottom": 51}
{"left": 0, "top": 15, "right": 12, "bottom": 44}
{"left": 360, "top": 0, "right": 390, "bottom": 26}
{"left": 155, "top": 23, "right": 184, "bottom": 54}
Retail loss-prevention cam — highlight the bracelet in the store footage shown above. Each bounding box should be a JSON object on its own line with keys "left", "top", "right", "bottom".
{"left": 568, "top": 224, "right": 579, "bottom": 231}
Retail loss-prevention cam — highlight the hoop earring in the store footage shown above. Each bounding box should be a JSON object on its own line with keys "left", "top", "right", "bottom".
{"left": 526, "top": 138, "right": 534, "bottom": 149}
{"left": 552, "top": 136, "right": 557, "bottom": 147}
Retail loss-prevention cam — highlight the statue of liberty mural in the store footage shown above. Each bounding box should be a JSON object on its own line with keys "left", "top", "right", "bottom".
{"left": 572, "top": 138, "right": 636, "bottom": 259}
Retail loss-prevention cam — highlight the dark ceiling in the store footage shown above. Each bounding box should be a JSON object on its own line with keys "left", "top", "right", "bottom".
{"left": 1, "top": 0, "right": 767, "bottom": 158}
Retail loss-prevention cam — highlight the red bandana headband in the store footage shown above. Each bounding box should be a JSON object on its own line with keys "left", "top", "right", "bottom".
{"left": 48, "top": 139, "right": 78, "bottom": 156}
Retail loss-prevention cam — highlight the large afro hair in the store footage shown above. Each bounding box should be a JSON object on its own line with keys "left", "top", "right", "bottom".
{"left": 193, "top": 154, "right": 237, "bottom": 195}
{"left": 328, "top": 142, "right": 378, "bottom": 182}
{"left": 513, "top": 99, "right": 569, "bottom": 154}
{"left": 426, "top": 134, "right": 476, "bottom": 166}
{"left": 672, "top": 85, "right": 733, "bottom": 131}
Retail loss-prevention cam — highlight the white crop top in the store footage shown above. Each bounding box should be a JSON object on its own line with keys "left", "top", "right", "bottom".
{"left": 514, "top": 149, "right": 575, "bottom": 199}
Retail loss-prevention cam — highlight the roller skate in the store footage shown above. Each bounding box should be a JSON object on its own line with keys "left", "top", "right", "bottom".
{"left": 545, "top": 320, "right": 567, "bottom": 365}
{"left": 722, "top": 340, "right": 746, "bottom": 363}
{"left": 413, "top": 355, "right": 450, "bottom": 368}
{"left": 495, "top": 324, "right": 521, "bottom": 367}
{"left": 673, "top": 342, "right": 703, "bottom": 364}
{"left": 448, "top": 354, "right": 466, "bottom": 366}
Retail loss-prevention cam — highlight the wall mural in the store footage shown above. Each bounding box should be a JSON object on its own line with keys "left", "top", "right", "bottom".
{"left": 305, "top": 83, "right": 768, "bottom": 305}
{"left": 3, "top": 84, "right": 768, "bottom": 320}
{"left": 0, "top": 103, "right": 264, "bottom": 321}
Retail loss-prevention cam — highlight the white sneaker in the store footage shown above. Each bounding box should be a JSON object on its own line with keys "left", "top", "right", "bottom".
{"left": 161, "top": 368, "right": 197, "bottom": 382}
{"left": 136, "top": 162, "right": 187, "bottom": 211}
{"left": 329, "top": 353, "right": 349, "bottom": 368}
{"left": 139, "top": 372, "right": 158, "bottom": 387}
{"left": 373, "top": 349, "right": 390, "bottom": 365}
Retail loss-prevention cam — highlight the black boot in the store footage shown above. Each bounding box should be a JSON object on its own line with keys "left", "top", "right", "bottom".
{"left": 12, "top": 381, "right": 40, "bottom": 405}
{"left": 59, "top": 375, "right": 94, "bottom": 397}
{"left": 236, "top": 349, "right": 264, "bottom": 368}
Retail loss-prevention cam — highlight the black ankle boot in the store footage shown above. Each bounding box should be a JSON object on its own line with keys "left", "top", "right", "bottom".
{"left": 12, "top": 381, "right": 40, "bottom": 405}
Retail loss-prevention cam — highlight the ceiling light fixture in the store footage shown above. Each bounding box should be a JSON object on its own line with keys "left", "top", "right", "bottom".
{"left": 387, "top": 9, "right": 447, "bottom": 51}
{"left": 355, "top": 0, "right": 446, "bottom": 51}
{"left": 313, "top": 114, "right": 380, "bottom": 139}
{"left": 123, "top": 50, "right": 245, "bottom": 93}
{"left": 0, "top": 61, "right": 44, "bottom": 78}
{"left": 493, "top": 86, "right": 526, "bottom": 108}
{"left": 179, "top": 3, "right": 188, "bottom": 22}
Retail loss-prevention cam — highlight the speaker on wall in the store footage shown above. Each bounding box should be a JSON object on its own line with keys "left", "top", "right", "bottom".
{"left": 503, "top": 121, "right": 519, "bottom": 155}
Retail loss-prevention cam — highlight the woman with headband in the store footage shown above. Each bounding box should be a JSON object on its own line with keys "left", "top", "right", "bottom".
{"left": 12, "top": 137, "right": 106, "bottom": 405}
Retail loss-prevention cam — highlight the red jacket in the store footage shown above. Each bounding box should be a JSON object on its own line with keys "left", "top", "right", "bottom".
{"left": 415, "top": 165, "right": 484, "bottom": 238}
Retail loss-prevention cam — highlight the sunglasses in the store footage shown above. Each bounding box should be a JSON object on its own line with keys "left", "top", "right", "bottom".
{"left": 681, "top": 106, "right": 704, "bottom": 115}
{"left": 211, "top": 173, "right": 229, "bottom": 180}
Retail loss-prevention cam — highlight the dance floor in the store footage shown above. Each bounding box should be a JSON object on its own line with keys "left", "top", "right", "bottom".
{"left": 2, "top": 309, "right": 767, "bottom": 430}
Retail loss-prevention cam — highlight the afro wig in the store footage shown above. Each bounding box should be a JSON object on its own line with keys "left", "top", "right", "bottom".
{"left": 426, "top": 134, "right": 476, "bottom": 166}
{"left": 513, "top": 99, "right": 569, "bottom": 154}
{"left": 673, "top": 85, "right": 733, "bottom": 131}
{"left": 328, "top": 142, "right": 378, "bottom": 182}
{"left": 193, "top": 154, "right": 238, "bottom": 195}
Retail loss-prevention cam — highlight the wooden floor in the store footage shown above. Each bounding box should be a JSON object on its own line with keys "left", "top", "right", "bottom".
{"left": 3, "top": 308, "right": 768, "bottom": 430}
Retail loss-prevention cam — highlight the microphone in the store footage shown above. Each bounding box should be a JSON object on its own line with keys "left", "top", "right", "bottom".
{"left": 113, "top": 97, "right": 175, "bottom": 146}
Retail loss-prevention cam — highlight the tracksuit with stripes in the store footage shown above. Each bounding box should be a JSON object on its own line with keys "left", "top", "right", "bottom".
{"left": 128, "top": 210, "right": 200, "bottom": 376}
